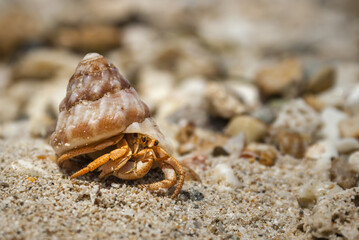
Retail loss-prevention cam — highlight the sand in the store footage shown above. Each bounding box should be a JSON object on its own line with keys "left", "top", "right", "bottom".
{"left": 0, "top": 124, "right": 316, "bottom": 239}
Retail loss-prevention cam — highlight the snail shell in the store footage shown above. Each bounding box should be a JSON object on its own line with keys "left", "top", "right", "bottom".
{"left": 50, "top": 53, "right": 172, "bottom": 157}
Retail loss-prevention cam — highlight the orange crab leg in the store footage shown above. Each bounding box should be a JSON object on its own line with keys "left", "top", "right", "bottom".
{"left": 71, "top": 138, "right": 129, "bottom": 179}
{"left": 140, "top": 147, "right": 185, "bottom": 199}
{"left": 71, "top": 154, "right": 110, "bottom": 179}
{"left": 98, "top": 139, "right": 132, "bottom": 178}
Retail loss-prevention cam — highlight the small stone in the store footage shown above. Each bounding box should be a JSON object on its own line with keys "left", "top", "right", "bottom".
{"left": 0, "top": 95, "right": 20, "bottom": 122}
{"left": 179, "top": 154, "right": 208, "bottom": 171}
{"left": 12, "top": 49, "right": 80, "bottom": 80}
{"left": 176, "top": 123, "right": 198, "bottom": 155}
{"left": 330, "top": 157, "right": 357, "bottom": 189}
{"left": 297, "top": 181, "right": 341, "bottom": 209}
{"left": 241, "top": 143, "right": 277, "bottom": 167}
{"left": 305, "top": 141, "right": 338, "bottom": 173}
{"left": 335, "top": 138, "right": 359, "bottom": 153}
{"left": 0, "top": 182, "right": 9, "bottom": 188}
{"left": 348, "top": 151, "right": 359, "bottom": 173}
{"left": 306, "top": 67, "right": 336, "bottom": 94}
{"left": 212, "top": 163, "right": 240, "bottom": 187}
{"left": 222, "top": 133, "right": 246, "bottom": 155}
{"left": 225, "top": 81, "right": 260, "bottom": 110}
{"left": 339, "top": 116, "right": 359, "bottom": 139}
{"left": 225, "top": 115, "right": 267, "bottom": 143}
{"left": 271, "top": 129, "right": 311, "bottom": 159}
{"left": 205, "top": 82, "right": 247, "bottom": 119}
{"left": 303, "top": 94, "right": 326, "bottom": 112}
{"left": 251, "top": 106, "right": 276, "bottom": 125}
{"left": 183, "top": 166, "right": 201, "bottom": 182}
{"left": 212, "top": 146, "right": 230, "bottom": 157}
{"left": 272, "top": 99, "right": 321, "bottom": 139}
{"left": 0, "top": 64, "right": 11, "bottom": 91}
{"left": 137, "top": 67, "right": 175, "bottom": 111}
{"left": 191, "top": 190, "right": 204, "bottom": 201}
{"left": 178, "top": 190, "right": 191, "bottom": 201}
{"left": 53, "top": 25, "right": 121, "bottom": 52}
{"left": 320, "top": 107, "right": 347, "bottom": 141}
{"left": 255, "top": 58, "right": 304, "bottom": 97}
{"left": 305, "top": 187, "right": 359, "bottom": 239}
{"left": 346, "top": 84, "right": 359, "bottom": 115}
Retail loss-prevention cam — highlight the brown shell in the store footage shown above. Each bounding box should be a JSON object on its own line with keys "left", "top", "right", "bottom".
{"left": 50, "top": 53, "right": 151, "bottom": 156}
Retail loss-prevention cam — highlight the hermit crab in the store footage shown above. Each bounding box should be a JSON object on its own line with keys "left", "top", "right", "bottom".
{"left": 50, "top": 53, "right": 184, "bottom": 198}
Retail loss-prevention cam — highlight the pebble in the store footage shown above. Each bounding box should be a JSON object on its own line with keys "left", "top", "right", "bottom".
{"left": 212, "top": 163, "right": 240, "bottom": 187}
{"left": 329, "top": 157, "right": 357, "bottom": 189}
{"left": 271, "top": 129, "right": 310, "bottom": 159}
{"left": 222, "top": 133, "right": 246, "bottom": 155}
{"left": 0, "top": 64, "right": 11, "bottom": 91}
{"left": 225, "top": 115, "right": 267, "bottom": 142}
{"left": 297, "top": 181, "right": 342, "bottom": 209}
{"left": 226, "top": 80, "right": 260, "bottom": 110}
{"left": 338, "top": 116, "right": 359, "bottom": 139}
{"left": 205, "top": 82, "right": 247, "bottom": 119}
{"left": 305, "top": 67, "right": 336, "bottom": 94}
{"left": 241, "top": 143, "right": 277, "bottom": 166}
{"left": 345, "top": 84, "right": 359, "bottom": 115}
{"left": 255, "top": 58, "right": 304, "bottom": 97}
{"left": 348, "top": 151, "right": 359, "bottom": 173}
{"left": 190, "top": 189, "right": 204, "bottom": 201}
{"left": 320, "top": 107, "right": 347, "bottom": 141}
{"left": 272, "top": 99, "right": 321, "bottom": 138}
{"left": 305, "top": 140, "right": 338, "bottom": 173}
{"left": 0, "top": 182, "right": 9, "bottom": 188}
{"left": 53, "top": 25, "right": 121, "bottom": 52}
{"left": 334, "top": 138, "right": 359, "bottom": 153}
{"left": 212, "top": 146, "right": 230, "bottom": 157}
{"left": 12, "top": 48, "right": 80, "bottom": 80}
{"left": 251, "top": 106, "right": 276, "bottom": 124}
{"left": 305, "top": 187, "right": 359, "bottom": 239}
{"left": 303, "top": 94, "right": 326, "bottom": 112}
{"left": 137, "top": 67, "right": 175, "bottom": 111}
{"left": 0, "top": 95, "right": 20, "bottom": 122}
{"left": 160, "top": 77, "right": 207, "bottom": 122}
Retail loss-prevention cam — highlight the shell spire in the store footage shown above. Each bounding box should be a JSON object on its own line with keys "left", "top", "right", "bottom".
{"left": 50, "top": 53, "right": 150, "bottom": 156}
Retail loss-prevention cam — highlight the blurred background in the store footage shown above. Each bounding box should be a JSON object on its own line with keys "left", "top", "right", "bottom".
{"left": 0, "top": 0, "right": 358, "bottom": 150}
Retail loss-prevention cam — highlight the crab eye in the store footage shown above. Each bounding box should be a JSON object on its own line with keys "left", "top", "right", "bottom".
{"left": 154, "top": 140, "right": 159, "bottom": 146}
{"left": 142, "top": 136, "right": 147, "bottom": 142}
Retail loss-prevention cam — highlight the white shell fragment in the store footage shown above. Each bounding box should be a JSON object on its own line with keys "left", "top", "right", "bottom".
{"left": 212, "top": 163, "right": 240, "bottom": 187}
{"left": 320, "top": 107, "right": 347, "bottom": 141}
{"left": 305, "top": 140, "right": 338, "bottom": 173}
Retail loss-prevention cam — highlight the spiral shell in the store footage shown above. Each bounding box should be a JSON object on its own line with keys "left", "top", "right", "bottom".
{"left": 50, "top": 53, "right": 170, "bottom": 156}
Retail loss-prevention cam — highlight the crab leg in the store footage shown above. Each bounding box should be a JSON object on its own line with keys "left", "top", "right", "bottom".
{"left": 140, "top": 147, "right": 185, "bottom": 199}
{"left": 71, "top": 138, "right": 129, "bottom": 179}
{"left": 142, "top": 156, "right": 184, "bottom": 199}
{"left": 139, "top": 162, "right": 176, "bottom": 189}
